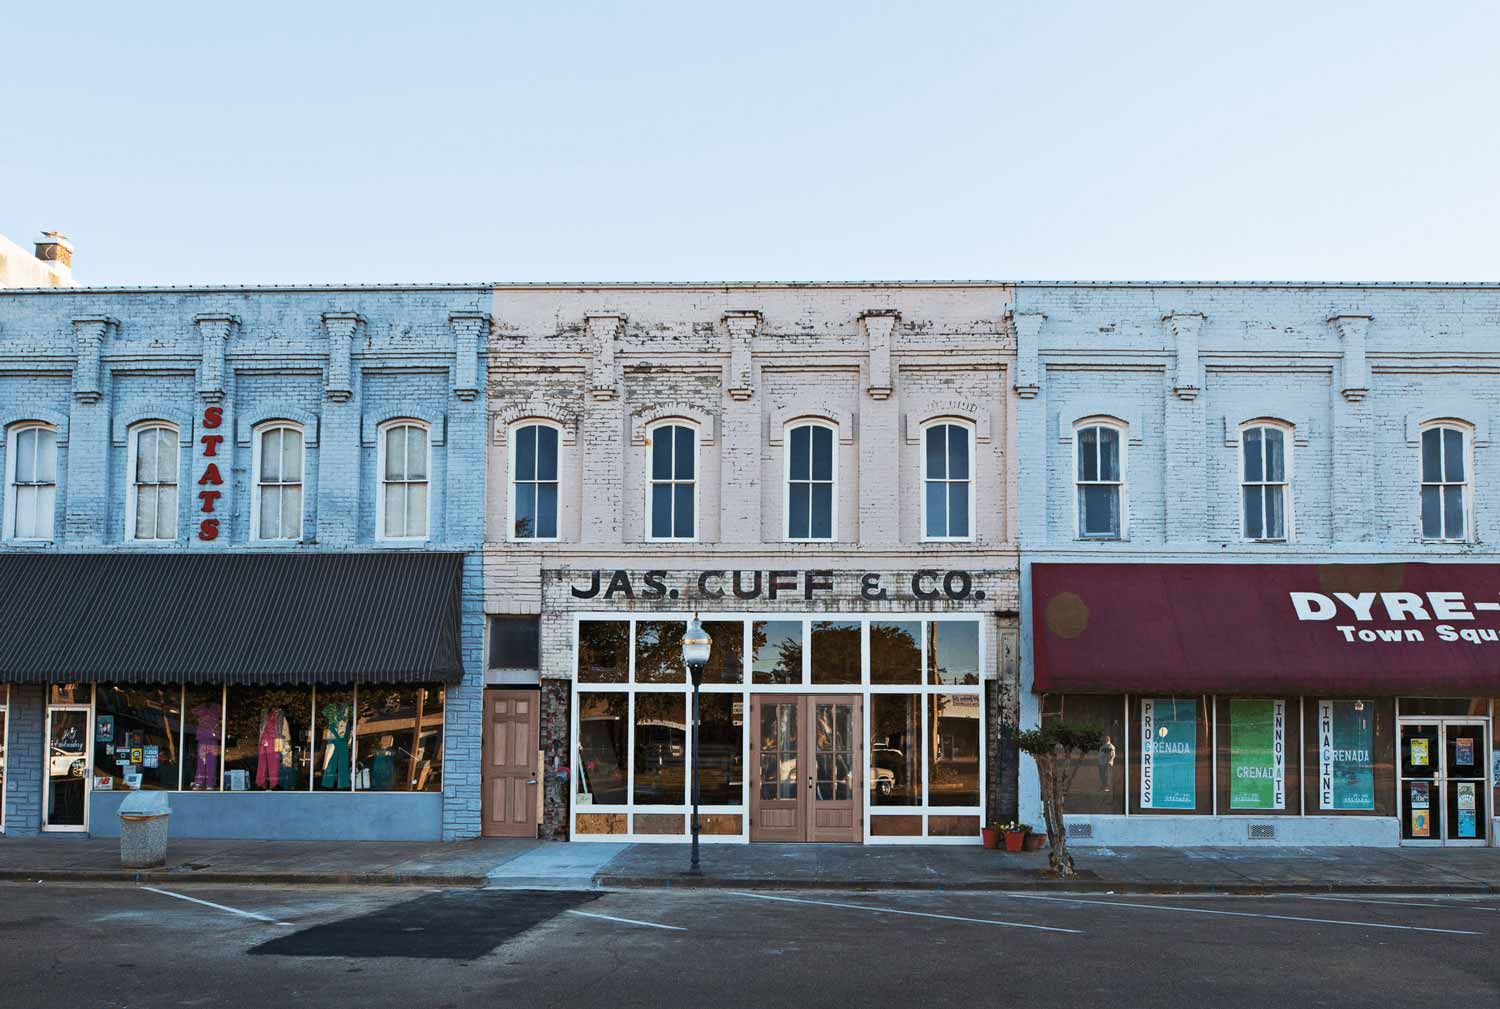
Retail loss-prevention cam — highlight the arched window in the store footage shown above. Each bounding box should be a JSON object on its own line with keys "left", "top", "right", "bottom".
{"left": 647, "top": 422, "right": 697, "bottom": 540}
{"left": 127, "top": 423, "right": 179, "bottom": 542}
{"left": 1421, "top": 422, "right": 1470, "bottom": 541}
{"left": 1075, "top": 422, "right": 1124, "bottom": 539}
{"left": 785, "top": 421, "right": 836, "bottom": 540}
{"left": 377, "top": 420, "right": 430, "bottom": 541}
{"left": 1241, "top": 423, "right": 1291, "bottom": 541}
{"left": 5, "top": 422, "right": 58, "bottom": 541}
{"left": 252, "top": 422, "right": 305, "bottom": 541}
{"left": 922, "top": 420, "right": 973, "bottom": 540}
{"left": 511, "top": 421, "right": 560, "bottom": 540}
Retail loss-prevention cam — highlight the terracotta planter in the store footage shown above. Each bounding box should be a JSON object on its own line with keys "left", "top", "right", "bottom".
{"left": 1002, "top": 830, "right": 1026, "bottom": 852}
{"left": 981, "top": 827, "right": 1000, "bottom": 849}
{"left": 1023, "top": 832, "right": 1047, "bottom": 852}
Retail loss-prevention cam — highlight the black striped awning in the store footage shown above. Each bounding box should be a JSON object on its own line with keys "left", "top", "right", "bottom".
{"left": 0, "top": 552, "right": 466, "bottom": 685}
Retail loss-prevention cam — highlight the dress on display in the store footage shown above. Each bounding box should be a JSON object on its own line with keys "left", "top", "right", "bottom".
{"left": 191, "top": 703, "right": 222, "bottom": 789}
{"left": 255, "top": 708, "right": 291, "bottom": 789}
{"left": 320, "top": 703, "right": 352, "bottom": 789}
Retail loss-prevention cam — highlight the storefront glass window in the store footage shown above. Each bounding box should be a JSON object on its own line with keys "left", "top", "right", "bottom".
{"left": 928, "top": 693, "right": 980, "bottom": 806}
{"left": 633, "top": 692, "right": 685, "bottom": 804}
{"left": 92, "top": 685, "right": 182, "bottom": 791}
{"left": 1399, "top": 698, "right": 1489, "bottom": 717}
{"left": 869, "top": 621, "right": 921, "bottom": 685}
{"left": 1301, "top": 698, "right": 1395, "bottom": 816}
{"left": 49, "top": 683, "right": 89, "bottom": 705}
{"left": 870, "top": 694, "right": 921, "bottom": 806}
{"left": 928, "top": 621, "right": 980, "bottom": 685}
{"left": 314, "top": 686, "right": 355, "bottom": 791}
{"left": 223, "top": 686, "right": 312, "bottom": 792}
{"left": 634, "top": 621, "right": 686, "bottom": 684}
{"left": 698, "top": 693, "right": 743, "bottom": 804}
{"left": 578, "top": 620, "right": 630, "bottom": 683}
{"left": 356, "top": 686, "right": 444, "bottom": 792}
{"left": 577, "top": 693, "right": 627, "bottom": 804}
{"left": 1130, "top": 696, "right": 1212, "bottom": 814}
{"left": 752, "top": 620, "right": 802, "bottom": 684}
{"left": 1042, "top": 693, "right": 1124, "bottom": 814}
{"left": 701, "top": 621, "right": 745, "bottom": 684}
{"left": 810, "top": 620, "right": 860, "bottom": 684}
{"left": 1216, "top": 697, "right": 1299, "bottom": 815}
{"left": 181, "top": 686, "right": 223, "bottom": 791}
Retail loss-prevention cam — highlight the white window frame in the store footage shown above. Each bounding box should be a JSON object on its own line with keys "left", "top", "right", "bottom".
{"left": 919, "top": 419, "right": 976, "bottom": 543}
{"left": 124, "top": 422, "right": 181, "bottom": 544}
{"left": 645, "top": 421, "right": 699, "bottom": 542}
{"left": 1073, "top": 419, "right": 1127, "bottom": 540}
{"left": 783, "top": 419, "right": 838, "bottom": 542}
{"left": 250, "top": 421, "right": 306, "bottom": 543}
{"left": 508, "top": 420, "right": 563, "bottom": 543}
{"left": 4, "top": 422, "right": 59, "bottom": 542}
{"left": 1419, "top": 421, "right": 1473, "bottom": 542}
{"left": 1240, "top": 421, "right": 1294, "bottom": 542}
{"left": 375, "top": 419, "right": 432, "bottom": 543}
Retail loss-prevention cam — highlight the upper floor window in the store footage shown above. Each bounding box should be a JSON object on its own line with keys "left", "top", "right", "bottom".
{"left": 378, "top": 421, "right": 430, "bottom": 541}
{"left": 511, "top": 422, "right": 559, "bottom": 540}
{"left": 786, "top": 421, "right": 835, "bottom": 540}
{"left": 648, "top": 422, "right": 696, "bottom": 540}
{"left": 127, "top": 423, "right": 179, "bottom": 542}
{"left": 1421, "top": 423, "right": 1469, "bottom": 541}
{"left": 1076, "top": 423, "right": 1123, "bottom": 539}
{"left": 922, "top": 421, "right": 972, "bottom": 540}
{"left": 252, "top": 423, "right": 305, "bottom": 541}
{"left": 1242, "top": 424, "right": 1290, "bottom": 541}
{"left": 5, "top": 423, "right": 58, "bottom": 541}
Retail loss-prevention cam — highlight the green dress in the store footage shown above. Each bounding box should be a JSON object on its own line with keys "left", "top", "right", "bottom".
{"left": 320, "top": 703, "right": 352, "bottom": 789}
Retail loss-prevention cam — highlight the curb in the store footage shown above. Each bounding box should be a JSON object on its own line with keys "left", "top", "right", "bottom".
{"left": 0, "top": 869, "right": 490, "bottom": 888}
{"left": 591, "top": 876, "right": 1500, "bottom": 896}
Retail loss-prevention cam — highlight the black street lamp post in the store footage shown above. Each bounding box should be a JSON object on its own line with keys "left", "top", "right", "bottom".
{"left": 681, "top": 616, "right": 712, "bottom": 875}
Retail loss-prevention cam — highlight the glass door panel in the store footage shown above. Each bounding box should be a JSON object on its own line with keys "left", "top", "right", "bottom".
{"left": 751, "top": 697, "right": 804, "bottom": 842}
{"left": 1444, "top": 722, "right": 1488, "bottom": 843}
{"left": 1400, "top": 723, "right": 1440, "bottom": 779}
{"left": 46, "top": 708, "right": 89, "bottom": 829}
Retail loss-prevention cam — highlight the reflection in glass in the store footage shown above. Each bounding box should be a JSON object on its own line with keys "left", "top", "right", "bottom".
{"left": 928, "top": 621, "right": 980, "bottom": 685}
{"left": 222, "top": 686, "right": 312, "bottom": 792}
{"left": 870, "top": 694, "right": 921, "bottom": 806}
{"left": 635, "top": 621, "right": 686, "bottom": 684}
{"left": 870, "top": 621, "right": 921, "bottom": 684}
{"left": 355, "top": 686, "right": 444, "bottom": 792}
{"left": 928, "top": 693, "right": 981, "bottom": 806}
{"left": 811, "top": 620, "right": 860, "bottom": 684}
{"left": 698, "top": 694, "right": 743, "bottom": 804}
{"left": 633, "top": 692, "right": 686, "bottom": 804}
{"left": 815, "top": 703, "right": 854, "bottom": 800}
{"left": 182, "top": 686, "right": 223, "bottom": 791}
{"left": 92, "top": 684, "right": 182, "bottom": 790}
{"left": 578, "top": 621, "right": 629, "bottom": 683}
{"left": 759, "top": 703, "right": 798, "bottom": 800}
{"left": 1043, "top": 693, "right": 1123, "bottom": 814}
{"left": 46, "top": 708, "right": 88, "bottom": 826}
{"left": 752, "top": 621, "right": 802, "bottom": 684}
{"left": 577, "top": 693, "right": 627, "bottom": 804}
{"left": 701, "top": 621, "right": 745, "bottom": 684}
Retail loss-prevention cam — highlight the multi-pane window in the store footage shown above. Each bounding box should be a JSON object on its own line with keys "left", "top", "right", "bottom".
{"left": 1242, "top": 425, "right": 1289, "bottom": 541}
{"left": 648, "top": 423, "right": 696, "bottom": 540}
{"left": 1076, "top": 424, "right": 1122, "bottom": 539}
{"left": 1421, "top": 424, "right": 1468, "bottom": 540}
{"left": 254, "top": 424, "right": 304, "bottom": 541}
{"left": 6, "top": 424, "right": 57, "bottom": 540}
{"left": 380, "top": 422, "right": 429, "bottom": 540}
{"left": 130, "top": 424, "right": 179, "bottom": 541}
{"left": 786, "top": 422, "right": 835, "bottom": 540}
{"left": 511, "top": 423, "right": 559, "bottom": 540}
{"left": 922, "top": 422, "right": 972, "bottom": 540}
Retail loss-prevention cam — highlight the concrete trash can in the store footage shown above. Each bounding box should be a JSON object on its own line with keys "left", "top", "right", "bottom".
{"left": 118, "top": 791, "right": 171, "bottom": 868}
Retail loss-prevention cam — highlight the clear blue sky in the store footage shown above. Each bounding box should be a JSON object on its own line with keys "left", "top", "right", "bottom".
{"left": 4, "top": 2, "right": 1497, "bottom": 285}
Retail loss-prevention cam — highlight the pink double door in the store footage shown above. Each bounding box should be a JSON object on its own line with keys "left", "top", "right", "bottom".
{"left": 749, "top": 694, "right": 863, "bottom": 843}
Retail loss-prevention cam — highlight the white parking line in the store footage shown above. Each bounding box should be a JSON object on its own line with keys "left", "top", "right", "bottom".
{"left": 565, "top": 909, "right": 686, "bottom": 931}
{"left": 140, "top": 886, "right": 293, "bottom": 926}
{"left": 731, "top": 891, "right": 1083, "bottom": 934}
{"left": 1005, "top": 893, "right": 1482, "bottom": 936}
{"left": 1301, "top": 895, "right": 1500, "bottom": 913}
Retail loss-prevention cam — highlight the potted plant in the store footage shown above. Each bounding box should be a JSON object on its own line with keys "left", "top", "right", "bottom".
{"left": 1023, "top": 830, "right": 1048, "bottom": 852}
{"left": 998, "top": 820, "right": 1030, "bottom": 852}
{"left": 981, "top": 823, "right": 1001, "bottom": 849}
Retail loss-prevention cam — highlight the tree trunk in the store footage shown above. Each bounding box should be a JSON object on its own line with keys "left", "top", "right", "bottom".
{"left": 1039, "top": 746, "right": 1076, "bottom": 877}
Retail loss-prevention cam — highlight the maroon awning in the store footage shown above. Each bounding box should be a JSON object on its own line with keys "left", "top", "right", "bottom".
{"left": 1032, "top": 562, "right": 1500, "bottom": 694}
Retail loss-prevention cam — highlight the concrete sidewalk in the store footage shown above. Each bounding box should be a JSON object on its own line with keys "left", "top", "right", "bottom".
{"left": 4, "top": 836, "right": 1500, "bottom": 893}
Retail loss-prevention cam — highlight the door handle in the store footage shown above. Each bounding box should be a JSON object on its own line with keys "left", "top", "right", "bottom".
{"left": 526, "top": 779, "right": 538, "bottom": 785}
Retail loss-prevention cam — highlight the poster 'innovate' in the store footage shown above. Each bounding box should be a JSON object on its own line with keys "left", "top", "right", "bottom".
{"left": 1230, "top": 699, "right": 1285, "bottom": 810}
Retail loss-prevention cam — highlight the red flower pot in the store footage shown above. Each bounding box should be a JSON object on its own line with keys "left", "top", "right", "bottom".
{"left": 981, "top": 827, "right": 1000, "bottom": 849}
{"left": 1023, "top": 832, "right": 1047, "bottom": 852}
{"left": 1002, "top": 830, "right": 1026, "bottom": 852}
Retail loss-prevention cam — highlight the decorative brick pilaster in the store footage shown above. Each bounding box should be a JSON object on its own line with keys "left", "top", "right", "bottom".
{"left": 723, "top": 311, "right": 759, "bottom": 401}
{"left": 194, "top": 313, "right": 239, "bottom": 403}
{"left": 322, "top": 312, "right": 364, "bottom": 402}
{"left": 1329, "top": 314, "right": 1372, "bottom": 402}
{"left": 861, "top": 310, "right": 898, "bottom": 400}
{"left": 449, "top": 312, "right": 490, "bottom": 402}
{"left": 540, "top": 678, "right": 573, "bottom": 840}
{"left": 1165, "top": 311, "right": 1204, "bottom": 401}
{"left": 586, "top": 314, "right": 623, "bottom": 401}
{"left": 1010, "top": 311, "right": 1045, "bottom": 400}
{"left": 71, "top": 316, "right": 117, "bottom": 404}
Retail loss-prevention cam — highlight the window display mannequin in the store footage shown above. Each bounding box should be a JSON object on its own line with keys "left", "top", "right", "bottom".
{"left": 320, "top": 701, "right": 352, "bottom": 789}
{"left": 255, "top": 707, "right": 291, "bottom": 790}
{"left": 371, "top": 734, "right": 397, "bottom": 791}
{"left": 191, "top": 701, "right": 222, "bottom": 790}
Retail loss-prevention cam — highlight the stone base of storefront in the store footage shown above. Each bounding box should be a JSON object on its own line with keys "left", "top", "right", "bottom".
{"left": 86, "top": 791, "right": 444, "bottom": 842}
{"left": 1063, "top": 814, "right": 1404, "bottom": 847}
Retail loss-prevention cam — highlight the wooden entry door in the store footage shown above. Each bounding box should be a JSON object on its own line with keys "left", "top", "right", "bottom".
{"left": 749, "top": 694, "right": 863, "bottom": 843}
{"left": 482, "top": 689, "right": 540, "bottom": 837}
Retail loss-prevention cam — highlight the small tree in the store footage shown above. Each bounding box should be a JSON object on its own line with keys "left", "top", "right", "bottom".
{"left": 1013, "top": 722, "right": 1105, "bottom": 878}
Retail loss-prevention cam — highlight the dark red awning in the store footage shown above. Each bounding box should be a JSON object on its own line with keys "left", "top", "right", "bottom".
{"left": 1032, "top": 562, "right": 1500, "bottom": 694}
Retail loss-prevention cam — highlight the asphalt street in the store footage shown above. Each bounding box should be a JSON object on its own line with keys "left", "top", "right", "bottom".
{"left": 2, "top": 881, "right": 1497, "bottom": 1008}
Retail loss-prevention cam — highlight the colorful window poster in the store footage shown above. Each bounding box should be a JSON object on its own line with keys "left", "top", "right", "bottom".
{"left": 1411, "top": 737, "right": 1430, "bottom": 767}
{"left": 1140, "top": 699, "right": 1197, "bottom": 810}
{"left": 1410, "top": 780, "right": 1430, "bottom": 808}
{"left": 143, "top": 746, "right": 159, "bottom": 769}
{"left": 1455, "top": 737, "right": 1475, "bottom": 768}
{"left": 95, "top": 715, "right": 114, "bottom": 743}
{"left": 1230, "top": 699, "right": 1285, "bottom": 809}
{"left": 1318, "top": 701, "right": 1375, "bottom": 811}
{"left": 1457, "top": 781, "right": 1478, "bottom": 838}
{"left": 1410, "top": 781, "right": 1431, "bottom": 837}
